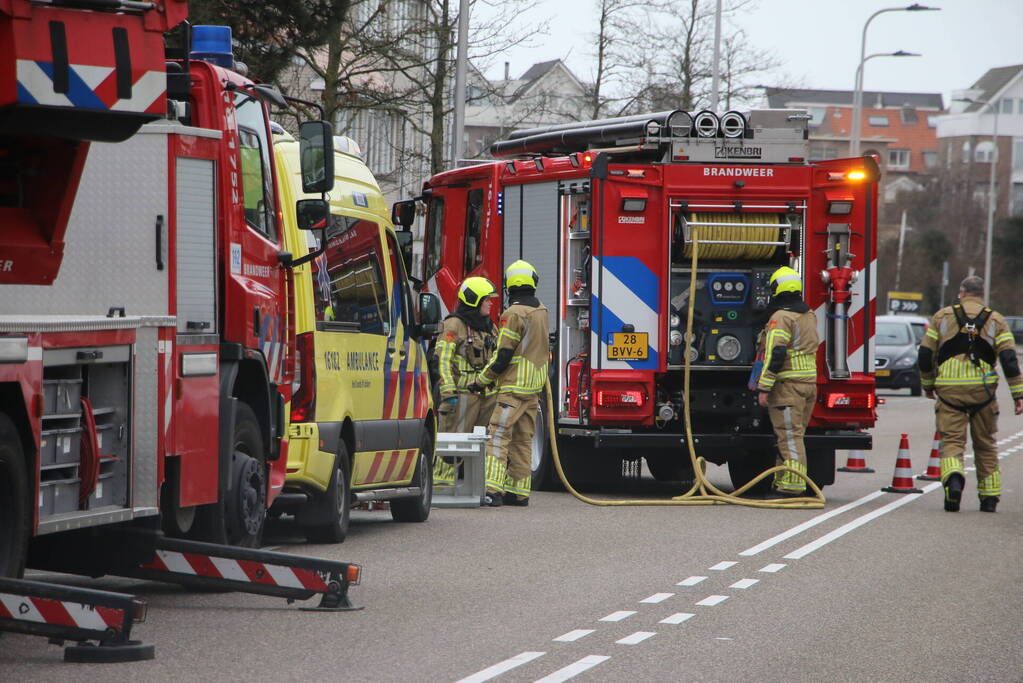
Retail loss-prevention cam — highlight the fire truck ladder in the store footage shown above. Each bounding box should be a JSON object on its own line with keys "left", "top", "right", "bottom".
{"left": 0, "top": 531, "right": 362, "bottom": 662}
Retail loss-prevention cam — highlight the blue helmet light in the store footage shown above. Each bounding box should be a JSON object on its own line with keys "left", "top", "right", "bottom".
{"left": 191, "top": 25, "right": 235, "bottom": 69}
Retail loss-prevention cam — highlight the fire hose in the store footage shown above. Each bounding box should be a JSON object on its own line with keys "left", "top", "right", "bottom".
{"left": 544, "top": 224, "right": 825, "bottom": 509}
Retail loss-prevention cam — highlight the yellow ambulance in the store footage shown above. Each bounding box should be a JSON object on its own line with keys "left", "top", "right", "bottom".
{"left": 272, "top": 130, "right": 441, "bottom": 542}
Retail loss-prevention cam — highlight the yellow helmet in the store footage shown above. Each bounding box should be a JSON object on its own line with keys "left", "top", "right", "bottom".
{"left": 769, "top": 266, "right": 802, "bottom": 295}
{"left": 505, "top": 260, "right": 539, "bottom": 289}
{"left": 457, "top": 276, "right": 497, "bottom": 307}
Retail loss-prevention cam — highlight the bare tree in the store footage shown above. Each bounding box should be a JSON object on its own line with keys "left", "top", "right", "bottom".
{"left": 585, "top": 0, "right": 654, "bottom": 119}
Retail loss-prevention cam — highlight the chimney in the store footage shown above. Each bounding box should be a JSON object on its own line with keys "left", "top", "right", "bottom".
{"left": 504, "top": 62, "right": 510, "bottom": 81}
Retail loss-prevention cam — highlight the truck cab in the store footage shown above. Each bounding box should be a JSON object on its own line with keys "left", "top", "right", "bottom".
{"left": 273, "top": 131, "right": 441, "bottom": 542}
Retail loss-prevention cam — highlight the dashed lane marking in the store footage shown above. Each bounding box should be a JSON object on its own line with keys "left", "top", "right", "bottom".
{"left": 455, "top": 651, "right": 546, "bottom": 683}
{"left": 730, "top": 579, "right": 759, "bottom": 589}
{"left": 784, "top": 482, "right": 942, "bottom": 560}
{"left": 599, "top": 611, "right": 636, "bottom": 622}
{"left": 759, "top": 563, "right": 786, "bottom": 573}
{"left": 553, "top": 630, "right": 594, "bottom": 643}
{"left": 660, "top": 613, "right": 695, "bottom": 624}
{"left": 676, "top": 576, "right": 707, "bottom": 586}
{"left": 639, "top": 593, "right": 674, "bottom": 604}
{"left": 532, "top": 655, "right": 610, "bottom": 683}
{"left": 616, "top": 631, "right": 656, "bottom": 645}
{"left": 695, "top": 595, "right": 729, "bottom": 607}
{"left": 709, "top": 561, "right": 737, "bottom": 570}
{"left": 739, "top": 490, "right": 885, "bottom": 556}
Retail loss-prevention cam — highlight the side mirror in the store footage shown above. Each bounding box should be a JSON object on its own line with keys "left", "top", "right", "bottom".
{"left": 299, "top": 120, "right": 335, "bottom": 194}
{"left": 395, "top": 229, "right": 414, "bottom": 275}
{"left": 391, "top": 199, "right": 416, "bottom": 228}
{"left": 296, "top": 199, "right": 330, "bottom": 231}
{"left": 418, "top": 292, "right": 442, "bottom": 336}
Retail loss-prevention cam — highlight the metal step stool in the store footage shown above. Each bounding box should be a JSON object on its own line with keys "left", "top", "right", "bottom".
{"left": 432, "top": 426, "right": 488, "bottom": 508}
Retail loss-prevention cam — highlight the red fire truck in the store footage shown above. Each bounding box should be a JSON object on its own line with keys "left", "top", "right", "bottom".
{"left": 0, "top": 1, "right": 360, "bottom": 661}
{"left": 400, "top": 108, "right": 877, "bottom": 491}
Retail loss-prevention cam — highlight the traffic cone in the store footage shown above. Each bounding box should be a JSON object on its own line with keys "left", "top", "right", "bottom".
{"left": 837, "top": 449, "right": 875, "bottom": 473}
{"left": 881, "top": 434, "right": 923, "bottom": 494}
{"left": 916, "top": 431, "right": 942, "bottom": 481}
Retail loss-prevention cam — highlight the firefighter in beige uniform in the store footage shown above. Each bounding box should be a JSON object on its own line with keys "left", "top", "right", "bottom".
{"left": 755, "top": 266, "right": 820, "bottom": 496}
{"left": 432, "top": 277, "right": 498, "bottom": 486}
{"left": 469, "top": 260, "right": 548, "bottom": 507}
{"left": 918, "top": 276, "right": 1023, "bottom": 513}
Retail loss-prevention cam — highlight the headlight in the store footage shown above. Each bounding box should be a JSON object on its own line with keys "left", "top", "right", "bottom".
{"left": 894, "top": 355, "right": 916, "bottom": 368}
{"left": 716, "top": 335, "right": 742, "bottom": 361}
{"left": 670, "top": 313, "right": 681, "bottom": 328}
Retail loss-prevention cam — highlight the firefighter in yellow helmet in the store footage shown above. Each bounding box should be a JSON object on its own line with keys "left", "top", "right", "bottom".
{"left": 431, "top": 276, "right": 499, "bottom": 487}
{"left": 753, "top": 266, "right": 820, "bottom": 496}
{"left": 917, "top": 275, "right": 1023, "bottom": 513}
{"left": 468, "top": 260, "right": 549, "bottom": 507}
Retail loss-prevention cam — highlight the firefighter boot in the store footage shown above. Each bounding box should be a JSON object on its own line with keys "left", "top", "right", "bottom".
{"left": 503, "top": 493, "right": 529, "bottom": 507}
{"left": 944, "top": 473, "right": 965, "bottom": 512}
{"left": 483, "top": 490, "right": 504, "bottom": 507}
{"left": 979, "top": 496, "right": 999, "bottom": 513}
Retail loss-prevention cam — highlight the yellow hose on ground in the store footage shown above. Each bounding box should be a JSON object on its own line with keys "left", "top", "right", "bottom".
{"left": 547, "top": 224, "right": 824, "bottom": 509}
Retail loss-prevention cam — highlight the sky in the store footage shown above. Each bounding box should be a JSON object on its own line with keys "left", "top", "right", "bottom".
{"left": 479, "top": 0, "right": 1020, "bottom": 107}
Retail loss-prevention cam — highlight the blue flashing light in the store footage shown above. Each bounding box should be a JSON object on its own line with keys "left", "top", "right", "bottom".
{"left": 191, "top": 25, "right": 235, "bottom": 69}
{"left": 496, "top": 191, "right": 504, "bottom": 216}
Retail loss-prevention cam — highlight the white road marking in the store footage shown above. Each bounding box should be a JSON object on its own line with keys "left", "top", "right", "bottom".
{"left": 616, "top": 631, "right": 656, "bottom": 645}
{"left": 759, "top": 563, "right": 786, "bottom": 573}
{"left": 730, "top": 579, "right": 759, "bottom": 589}
{"left": 677, "top": 576, "right": 707, "bottom": 586}
{"left": 533, "top": 655, "right": 610, "bottom": 683}
{"left": 739, "top": 490, "right": 885, "bottom": 556}
{"left": 640, "top": 593, "right": 674, "bottom": 604}
{"left": 785, "top": 482, "right": 942, "bottom": 560}
{"left": 553, "top": 630, "right": 594, "bottom": 643}
{"left": 660, "top": 613, "right": 695, "bottom": 624}
{"left": 599, "top": 611, "right": 635, "bottom": 622}
{"left": 455, "top": 651, "right": 546, "bottom": 683}
{"left": 696, "top": 595, "right": 729, "bottom": 607}
{"left": 709, "top": 561, "right": 737, "bottom": 570}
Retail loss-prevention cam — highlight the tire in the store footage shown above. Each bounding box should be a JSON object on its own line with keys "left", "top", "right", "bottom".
{"left": 530, "top": 398, "right": 560, "bottom": 491}
{"left": 645, "top": 453, "right": 696, "bottom": 484}
{"left": 727, "top": 447, "right": 774, "bottom": 495}
{"left": 0, "top": 413, "right": 30, "bottom": 578}
{"left": 303, "top": 442, "right": 352, "bottom": 544}
{"left": 197, "top": 402, "right": 266, "bottom": 547}
{"left": 391, "top": 431, "right": 433, "bottom": 523}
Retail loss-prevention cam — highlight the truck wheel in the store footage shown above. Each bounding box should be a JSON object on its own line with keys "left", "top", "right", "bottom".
{"left": 198, "top": 402, "right": 266, "bottom": 547}
{"left": 391, "top": 432, "right": 433, "bottom": 523}
{"left": 530, "top": 400, "right": 559, "bottom": 491}
{"left": 0, "top": 413, "right": 30, "bottom": 578}
{"left": 727, "top": 448, "right": 774, "bottom": 495}
{"left": 645, "top": 453, "right": 696, "bottom": 485}
{"left": 303, "top": 443, "right": 351, "bottom": 544}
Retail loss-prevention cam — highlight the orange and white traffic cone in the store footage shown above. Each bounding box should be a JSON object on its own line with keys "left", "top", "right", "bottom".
{"left": 916, "top": 430, "right": 942, "bottom": 481}
{"left": 837, "top": 450, "right": 875, "bottom": 473}
{"left": 882, "top": 434, "right": 923, "bottom": 494}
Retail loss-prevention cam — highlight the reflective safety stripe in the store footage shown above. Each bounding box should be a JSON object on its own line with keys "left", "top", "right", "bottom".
{"left": 940, "top": 456, "right": 965, "bottom": 480}
{"left": 925, "top": 327, "right": 939, "bottom": 340}
{"left": 502, "top": 356, "right": 548, "bottom": 395}
{"left": 935, "top": 356, "right": 996, "bottom": 386}
{"left": 995, "top": 331, "right": 1014, "bottom": 346}
{"left": 432, "top": 456, "right": 456, "bottom": 487}
{"left": 485, "top": 454, "right": 507, "bottom": 492}
{"left": 436, "top": 339, "right": 458, "bottom": 394}
{"left": 774, "top": 458, "right": 807, "bottom": 492}
{"left": 503, "top": 474, "right": 531, "bottom": 497}
{"left": 978, "top": 470, "right": 1002, "bottom": 496}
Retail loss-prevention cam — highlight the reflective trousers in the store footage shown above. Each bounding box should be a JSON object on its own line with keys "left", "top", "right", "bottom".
{"left": 433, "top": 392, "right": 496, "bottom": 487}
{"left": 935, "top": 386, "right": 1001, "bottom": 498}
{"left": 484, "top": 392, "right": 538, "bottom": 499}
{"left": 767, "top": 381, "right": 816, "bottom": 493}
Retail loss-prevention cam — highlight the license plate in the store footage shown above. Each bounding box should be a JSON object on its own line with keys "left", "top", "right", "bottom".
{"left": 875, "top": 369, "right": 890, "bottom": 377}
{"left": 608, "top": 332, "right": 648, "bottom": 360}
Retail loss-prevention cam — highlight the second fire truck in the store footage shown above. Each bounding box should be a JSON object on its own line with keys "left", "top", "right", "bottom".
{"left": 399, "top": 108, "right": 878, "bottom": 491}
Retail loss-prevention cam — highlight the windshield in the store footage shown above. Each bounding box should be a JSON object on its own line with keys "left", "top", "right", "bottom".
{"left": 877, "top": 322, "right": 911, "bottom": 345}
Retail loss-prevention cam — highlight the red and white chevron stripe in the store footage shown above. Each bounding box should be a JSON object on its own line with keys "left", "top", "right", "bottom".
{"left": 0, "top": 592, "right": 124, "bottom": 632}
{"left": 142, "top": 550, "right": 330, "bottom": 591}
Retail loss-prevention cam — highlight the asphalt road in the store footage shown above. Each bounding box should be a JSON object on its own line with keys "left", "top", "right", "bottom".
{"left": 2, "top": 388, "right": 1022, "bottom": 682}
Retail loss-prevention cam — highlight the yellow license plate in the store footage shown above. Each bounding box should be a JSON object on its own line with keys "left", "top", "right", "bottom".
{"left": 608, "top": 332, "right": 648, "bottom": 360}
{"left": 875, "top": 369, "right": 890, "bottom": 377}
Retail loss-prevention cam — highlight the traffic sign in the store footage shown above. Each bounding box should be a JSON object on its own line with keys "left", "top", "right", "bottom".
{"left": 887, "top": 291, "right": 923, "bottom": 314}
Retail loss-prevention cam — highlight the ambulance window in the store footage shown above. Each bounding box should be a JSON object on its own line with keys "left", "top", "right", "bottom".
{"left": 234, "top": 93, "right": 277, "bottom": 240}
{"left": 463, "top": 189, "right": 484, "bottom": 274}
{"left": 424, "top": 197, "right": 445, "bottom": 279}
{"left": 315, "top": 217, "right": 390, "bottom": 334}
{"left": 385, "top": 232, "right": 413, "bottom": 329}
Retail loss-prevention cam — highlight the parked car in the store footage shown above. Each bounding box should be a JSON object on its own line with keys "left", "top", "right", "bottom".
{"left": 1004, "top": 316, "right": 1023, "bottom": 344}
{"left": 875, "top": 314, "right": 929, "bottom": 396}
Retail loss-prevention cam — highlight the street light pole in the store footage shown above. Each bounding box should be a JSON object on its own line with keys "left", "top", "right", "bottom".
{"left": 850, "top": 4, "right": 939, "bottom": 157}
{"left": 451, "top": 0, "right": 470, "bottom": 166}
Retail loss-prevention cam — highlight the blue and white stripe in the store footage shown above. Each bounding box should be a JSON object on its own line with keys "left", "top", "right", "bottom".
{"left": 591, "top": 255, "right": 660, "bottom": 369}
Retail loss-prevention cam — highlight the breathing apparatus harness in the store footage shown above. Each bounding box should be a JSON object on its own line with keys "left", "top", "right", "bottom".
{"left": 934, "top": 304, "right": 997, "bottom": 415}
